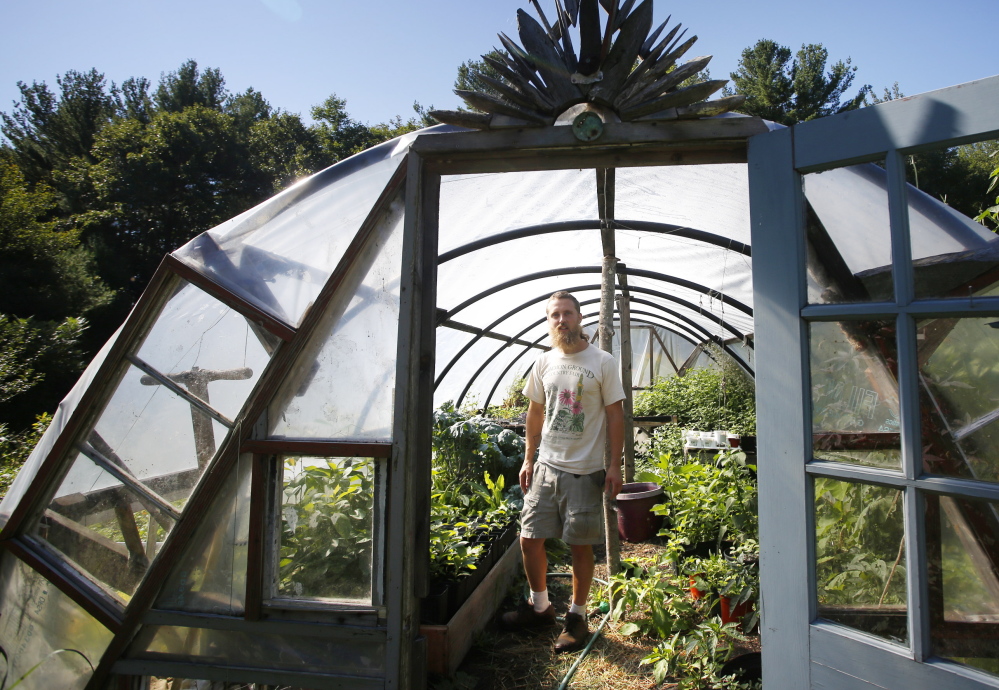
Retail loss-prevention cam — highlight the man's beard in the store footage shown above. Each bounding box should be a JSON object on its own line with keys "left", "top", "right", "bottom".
{"left": 550, "top": 324, "right": 582, "bottom": 350}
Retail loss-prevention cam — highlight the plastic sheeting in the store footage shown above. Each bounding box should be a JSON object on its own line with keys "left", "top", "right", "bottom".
{"left": 268, "top": 190, "right": 405, "bottom": 441}
{"left": 126, "top": 624, "right": 385, "bottom": 677}
{"left": 156, "top": 454, "right": 252, "bottom": 615}
{"left": 0, "top": 553, "right": 113, "bottom": 689}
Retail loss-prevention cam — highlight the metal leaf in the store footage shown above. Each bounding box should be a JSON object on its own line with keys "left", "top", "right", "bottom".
{"left": 498, "top": 32, "right": 548, "bottom": 93}
{"left": 564, "top": 0, "right": 580, "bottom": 25}
{"left": 616, "top": 33, "right": 696, "bottom": 106}
{"left": 614, "top": 0, "right": 638, "bottom": 31}
{"left": 483, "top": 54, "right": 556, "bottom": 110}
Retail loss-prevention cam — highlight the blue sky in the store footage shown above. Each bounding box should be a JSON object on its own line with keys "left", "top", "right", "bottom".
{"left": 1, "top": 0, "right": 994, "bottom": 127}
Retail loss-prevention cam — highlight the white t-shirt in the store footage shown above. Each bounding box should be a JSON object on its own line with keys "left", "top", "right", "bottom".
{"left": 523, "top": 344, "right": 626, "bottom": 474}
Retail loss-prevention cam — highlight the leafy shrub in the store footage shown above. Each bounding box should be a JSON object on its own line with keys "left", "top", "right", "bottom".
{"left": 635, "top": 359, "right": 755, "bottom": 464}
{"left": 278, "top": 457, "right": 374, "bottom": 600}
{"left": 639, "top": 449, "right": 758, "bottom": 553}
{"left": 432, "top": 402, "right": 524, "bottom": 488}
{"left": 483, "top": 376, "right": 530, "bottom": 421}
{"left": 0, "top": 413, "right": 50, "bottom": 500}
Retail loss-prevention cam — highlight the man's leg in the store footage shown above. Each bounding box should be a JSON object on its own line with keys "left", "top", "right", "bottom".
{"left": 521, "top": 536, "right": 548, "bottom": 594}
{"left": 500, "top": 536, "right": 556, "bottom": 629}
{"left": 569, "top": 543, "right": 594, "bottom": 607}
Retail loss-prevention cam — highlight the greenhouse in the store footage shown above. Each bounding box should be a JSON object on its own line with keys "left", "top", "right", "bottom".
{"left": 0, "top": 2, "right": 998, "bottom": 688}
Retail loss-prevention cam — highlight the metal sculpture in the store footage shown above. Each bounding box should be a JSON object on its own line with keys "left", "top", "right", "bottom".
{"left": 430, "top": 0, "right": 745, "bottom": 131}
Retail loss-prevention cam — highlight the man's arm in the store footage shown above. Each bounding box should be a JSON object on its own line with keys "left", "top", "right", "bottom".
{"left": 521, "top": 400, "right": 545, "bottom": 493}
{"left": 604, "top": 400, "right": 625, "bottom": 497}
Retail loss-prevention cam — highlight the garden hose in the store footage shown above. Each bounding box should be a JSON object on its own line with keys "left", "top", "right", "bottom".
{"left": 538, "top": 573, "right": 613, "bottom": 690}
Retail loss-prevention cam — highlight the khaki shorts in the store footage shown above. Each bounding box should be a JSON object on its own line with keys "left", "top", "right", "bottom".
{"left": 520, "top": 463, "right": 606, "bottom": 545}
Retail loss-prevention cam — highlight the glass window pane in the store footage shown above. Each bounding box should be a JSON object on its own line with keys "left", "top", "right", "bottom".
{"left": 269, "top": 191, "right": 403, "bottom": 440}
{"left": 90, "top": 364, "right": 228, "bottom": 504}
{"left": 34, "top": 452, "right": 174, "bottom": 599}
{"left": 907, "top": 137, "right": 999, "bottom": 300}
{"left": 276, "top": 456, "right": 377, "bottom": 603}
{"left": 927, "top": 494, "right": 999, "bottom": 677}
{"left": 156, "top": 454, "right": 251, "bottom": 616}
{"left": 810, "top": 321, "right": 901, "bottom": 469}
{"left": 174, "top": 148, "right": 406, "bottom": 327}
{"left": 803, "top": 162, "right": 893, "bottom": 304}
{"left": 919, "top": 316, "right": 999, "bottom": 484}
{"left": 814, "top": 478, "right": 907, "bottom": 643}
{"left": 127, "top": 624, "right": 385, "bottom": 677}
{"left": 0, "top": 554, "right": 113, "bottom": 689}
{"left": 136, "top": 281, "right": 277, "bottom": 422}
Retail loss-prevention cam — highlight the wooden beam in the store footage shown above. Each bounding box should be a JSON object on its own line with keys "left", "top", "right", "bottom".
{"left": 164, "top": 255, "right": 296, "bottom": 343}
{"left": 2, "top": 537, "right": 124, "bottom": 632}
{"left": 240, "top": 440, "right": 392, "bottom": 458}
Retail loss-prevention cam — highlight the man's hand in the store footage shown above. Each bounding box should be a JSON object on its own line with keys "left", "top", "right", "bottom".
{"left": 519, "top": 459, "right": 535, "bottom": 493}
{"left": 604, "top": 463, "right": 623, "bottom": 497}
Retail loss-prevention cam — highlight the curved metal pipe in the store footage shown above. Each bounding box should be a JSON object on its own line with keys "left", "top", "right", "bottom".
{"left": 437, "top": 218, "right": 751, "bottom": 264}
{"left": 441, "top": 265, "right": 752, "bottom": 325}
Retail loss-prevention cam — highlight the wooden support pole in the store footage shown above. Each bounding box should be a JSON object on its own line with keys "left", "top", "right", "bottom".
{"left": 597, "top": 167, "right": 621, "bottom": 579}
{"left": 616, "top": 270, "right": 635, "bottom": 483}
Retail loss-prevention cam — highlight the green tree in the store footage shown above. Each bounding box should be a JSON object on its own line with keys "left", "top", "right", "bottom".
{"left": 75, "top": 104, "right": 271, "bottom": 294}
{"left": 726, "top": 39, "right": 869, "bottom": 125}
{"left": 153, "top": 59, "right": 227, "bottom": 113}
{"left": 0, "top": 69, "right": 118, "bottom": 188}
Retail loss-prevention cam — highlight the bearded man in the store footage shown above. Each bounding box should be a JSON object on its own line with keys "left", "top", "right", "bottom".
{"left": 500, "top": 290, "right": 625, "bottom": 652}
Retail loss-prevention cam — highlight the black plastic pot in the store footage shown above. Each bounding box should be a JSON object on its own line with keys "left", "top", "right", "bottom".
{"left": 720, "top": 652, "right": 761, "bottom": 682}
{"left": 421, "top": 581, "right": 450, "bottom": 625}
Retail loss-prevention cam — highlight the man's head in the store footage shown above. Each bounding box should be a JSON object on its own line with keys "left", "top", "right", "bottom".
{"left": 546, "top": 291, "right": 585, "bottom": 352}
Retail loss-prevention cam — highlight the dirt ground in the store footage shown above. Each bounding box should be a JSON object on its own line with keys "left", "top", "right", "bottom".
{"left": 431, "top": 539, "right": 761, "bottom": 690}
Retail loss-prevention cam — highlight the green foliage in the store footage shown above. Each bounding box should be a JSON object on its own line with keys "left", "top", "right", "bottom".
{"left": 0, "top": 413, "right": 50, "bottom": 500}
{"left": 635, "top": 359, "right": 756, "bottom": 461}
{"left": 278, "top": 457, "right": 374, "bottom": 600}
{"left": 641, "top": 620, "right": 755, "bottom": 689}
{"left": 483, "top": 376, "right": 530, "bottom": 420}
{"left": 610, "top": 559, "right": 698, "bottom": 639}
{"left": 814, "top": 478, "right": 907, "bottom": 608}
{"left": 0, "top": 164, "right": 111, "bottom": 321}
{"left": 726, "top": 39, "right": 869, "bottom": 126}
{"left": 974, "top": 155, "right": 999, "bottom": 231}
{"left": 431, "top": 402, "right": 524, "bottom": 488}
{"left": 642, "top": 450, "right": 758, "bottom": 553}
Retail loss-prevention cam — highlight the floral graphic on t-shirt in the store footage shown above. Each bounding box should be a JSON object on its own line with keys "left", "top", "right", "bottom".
{"left": 548, "top": 374, "right": 585, "bottom": 433}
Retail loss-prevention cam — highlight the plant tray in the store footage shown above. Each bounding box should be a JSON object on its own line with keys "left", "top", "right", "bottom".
{"left": 420, "top": 540, "right": 523, "bottom": 676}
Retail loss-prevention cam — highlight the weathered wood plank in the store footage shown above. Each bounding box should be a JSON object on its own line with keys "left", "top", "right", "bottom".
{"left": 420, "top": 543, "right": 523, "bottom": 676}
{"left": 617, "top": 54, "right": 713, "bottom": 111}
{"left": 589, "top": 0, "right": 653, "bottom": 105}
{"left": 518, "top": 9, "right": 582, "bottom": 105}
{"left": 621, "top": 79, "right": 727, "bottom": 120}
{"left": 576, "top": 0, "right": 602, "bottom": 76}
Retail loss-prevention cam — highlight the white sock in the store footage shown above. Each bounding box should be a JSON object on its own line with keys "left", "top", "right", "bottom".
{"left": 569, "top": 602, "right": 587, "bottom": 616}
{"left": 530, "top": 589, "right": 549, "bottom": 612}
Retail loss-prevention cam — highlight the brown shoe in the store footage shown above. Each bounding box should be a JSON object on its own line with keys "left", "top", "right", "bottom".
{"left": 554, "top": 612, "right": 589, "bottom": 652}
{"left": 500, "top": 601, "right": 556, "bottom": 630}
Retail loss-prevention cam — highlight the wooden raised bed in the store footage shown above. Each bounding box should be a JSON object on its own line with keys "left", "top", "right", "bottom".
{"left": 421, "top": 541, "right": 523, "bottom": 676}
